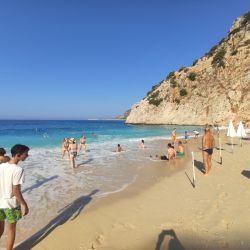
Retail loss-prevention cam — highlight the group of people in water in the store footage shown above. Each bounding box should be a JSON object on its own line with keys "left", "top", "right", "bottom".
{"left": 61, "top": 135, "right": 86, "bottom": 168}
{"left": 60, "top": 127, "right": 215, "bottom": 175}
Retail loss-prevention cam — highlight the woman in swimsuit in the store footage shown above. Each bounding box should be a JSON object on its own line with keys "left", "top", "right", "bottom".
{"left": 61, "top": 138, "right": 69, "bottom": 159}
{"left": 68, "top": 138, "right": 78, "bottom": 168}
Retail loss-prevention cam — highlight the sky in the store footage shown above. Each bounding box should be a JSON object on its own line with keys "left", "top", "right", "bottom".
{"left": 0, "top": 0, "right": 249, "bottom": 119}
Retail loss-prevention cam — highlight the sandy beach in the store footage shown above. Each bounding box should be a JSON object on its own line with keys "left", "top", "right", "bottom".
{"left": 16, "top": 133, "right": 250, "bottom": 250}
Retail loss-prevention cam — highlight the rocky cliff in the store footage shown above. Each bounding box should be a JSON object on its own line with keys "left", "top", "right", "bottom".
{"left": 126, "top": 12, "right": 250, "bottom": 127}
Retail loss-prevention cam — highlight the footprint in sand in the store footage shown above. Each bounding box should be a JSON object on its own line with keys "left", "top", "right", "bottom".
{"left": 91, "top": 234, "right": 105, "bottom": 249}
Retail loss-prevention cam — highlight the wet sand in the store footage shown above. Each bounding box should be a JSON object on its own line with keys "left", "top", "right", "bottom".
{"left": 16, "top": 134, "right": 250, "bottom": 250}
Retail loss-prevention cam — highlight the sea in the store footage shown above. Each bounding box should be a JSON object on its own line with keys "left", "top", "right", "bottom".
{"left": 0, "top": 120, "right": 202, "bottom": 244}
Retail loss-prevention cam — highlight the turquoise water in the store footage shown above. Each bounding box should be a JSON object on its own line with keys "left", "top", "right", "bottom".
{"left": 0, "top": 120, "right": 202, "bottom": 149}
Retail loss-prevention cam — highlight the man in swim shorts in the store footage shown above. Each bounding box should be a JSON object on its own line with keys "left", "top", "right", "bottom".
{"left": 202, "top": 127, "right": 215, "bottom": 175}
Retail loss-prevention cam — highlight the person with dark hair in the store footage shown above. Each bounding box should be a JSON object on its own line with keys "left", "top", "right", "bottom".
{"left": 138, "top": 139, "right": 145, "bottom": 149}
{"left": 114, "top": 144, "right": 124, "bottom": 153}
{"left": 0, "top": 144, "right": 29, "bottom": 250}
{"left": 152, "top": 143, "right": 176, "bottom": 160}
{"left": 0, "top": 148, "right": 10, "bottom": 163}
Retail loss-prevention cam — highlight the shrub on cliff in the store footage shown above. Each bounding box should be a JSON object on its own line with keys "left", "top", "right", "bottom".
{"left": 149, "top": 98, "right": 163, "bottom": 107}
{"left": 166, "top": 71, "right": 175, "bottom": 80}
{"left": 242, "top": 11, "right": 250, "bottom": 25}
{"left": 188, "top": 72, "right": 197, "bottom": 81}
{"left": 180, "top": 88, "right": 187, "bottom": 96}
{"left": 212, "top": 48, "right": 226, "bottom": 67}
{"left": 178, "top": 67, "right": 185, "bottom": 72}
{"left": 170, "top": 79, "right": 177, "bottom": 88}
{"left": 231, "top": 50, "right": 238, "bottom": 56}
{"left": 192, "top": 59, "right": 198, "bottom": 66}
{"left": 175, "top": 98, "right": 180, "bottom": 104}
{"left": 149, "top": 90, "right": 160, "bottom": 99}
{"left": 245, "top": 39, "right": 250, "bottom": 46}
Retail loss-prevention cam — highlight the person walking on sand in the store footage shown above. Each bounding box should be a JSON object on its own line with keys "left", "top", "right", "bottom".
{"left": 0, "top": 144, "right": 29, "bottom": 250}
{"left": 79, "top": 135, "right": 86, "bottom": 152}
{"left": 61, "top": 138, "right": 69, "bottom": 159}
{"left": 171, "top": 128, "right": 177, "bottom": 145}
{"left": 68, "top": 138, "right": 78, "bottom": 168}
{"left": 202, "top": 127, "right": 215, "bottom": 175}
{"left": 0, "top": 148, "right": 10, "bottom": 163}
{"left": 193, "top": 130, "right": 199, "bottom": 139}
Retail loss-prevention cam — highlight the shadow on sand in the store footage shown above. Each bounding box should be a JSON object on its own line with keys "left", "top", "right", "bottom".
{"left": 184, "top": 172, "right": 195, "bottom": 188}
{"left": 77, "top": 158, "right": 94, "bottom": 167}
{"left": 241, "top": 170, "right": 250, "bottom": 179}
{"left": 194, "top": 160, "right": 205, "bottom": 174}
{"left": 22, "top": 175, "right": 59, "bottom": 194}
{"left": 15, "top": 189, "right": 99, "bottom": 250}
{"left": 155, "top": 229, "right": 185, "bottom": 250}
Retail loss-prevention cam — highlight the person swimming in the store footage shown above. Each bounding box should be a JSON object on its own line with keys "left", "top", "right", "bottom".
{"left": 139, "top": 139, "right": 145, "bottom": 149}
{"left": 115, "top": 144, "right": 124, "bottom": 153}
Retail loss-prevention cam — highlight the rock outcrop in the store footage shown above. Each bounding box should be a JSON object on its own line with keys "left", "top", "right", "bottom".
{"left": 126, "top": 12, "right": 250, "bottom": 127}
{"left": 115, "top": 109, "right": 131, "bottom": 120}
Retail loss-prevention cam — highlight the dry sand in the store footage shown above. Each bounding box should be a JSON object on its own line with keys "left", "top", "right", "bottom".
{"left": 16, "top": 134, "right": 250, "bottom": 250}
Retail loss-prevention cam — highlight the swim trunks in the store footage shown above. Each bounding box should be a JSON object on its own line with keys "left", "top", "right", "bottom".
{"left": 176, "top": 152, "right": 185, "bottom": 157}
{"left": 70, "top": 152, "right": 77, "bottom": 157}
{"left": 203, "top": 148, "right": 213, "bottom": 155}
{"left": 0, "top": 207, "right": 22, "bottom": 224}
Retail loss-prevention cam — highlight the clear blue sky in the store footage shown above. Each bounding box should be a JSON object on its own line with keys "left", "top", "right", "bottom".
{"left": 0, "top": 0, "right": 249, "bottom": 119}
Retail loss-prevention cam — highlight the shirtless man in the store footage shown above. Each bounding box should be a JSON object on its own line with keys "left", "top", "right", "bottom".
{"left": 202, "top": 127, "right": 215, "bottom": 175}
{"left": 79, "top": 135, "right": 86, "bottom": 152}
{"left": 0, "top": 148, "right": 10, "bottom": 163}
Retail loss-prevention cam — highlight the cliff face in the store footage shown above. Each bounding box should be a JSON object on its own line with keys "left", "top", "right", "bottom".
{"left": 126, "top": 12, "right": 250, "bottom": 127}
